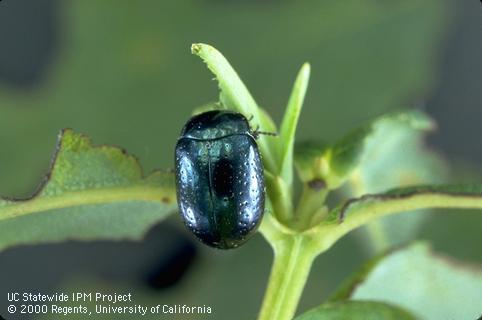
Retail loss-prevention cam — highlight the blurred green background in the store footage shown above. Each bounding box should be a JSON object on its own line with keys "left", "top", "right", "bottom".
{"left": 0, "top": 0, "right": 481, "bottom": 319}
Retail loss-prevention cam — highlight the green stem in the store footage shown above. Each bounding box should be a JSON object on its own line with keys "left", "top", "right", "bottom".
{"left": 258, "top": 235, "right": 317, "bottom": 320}
{"left": 265, "top": 172, "right": 294, "bottom": 223}
{"left": 294, "top": 185, "right": 328, "bottom": 230}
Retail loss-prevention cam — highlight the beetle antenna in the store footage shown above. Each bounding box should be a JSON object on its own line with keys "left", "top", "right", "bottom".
{"left": 252, "top": 125, "right": 278, "bottom": 138}
{"left": 256, "top": 130, "right": 278, "bottom": 137}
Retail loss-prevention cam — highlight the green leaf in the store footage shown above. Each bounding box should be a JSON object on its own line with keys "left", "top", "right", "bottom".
{"left": 295, "top": 110, "right": 441, "bottom": 191}
{"left": 321, "top": 111, "right": 428, "bottom": 187}
{"left": 279, "top": 63, "right": 310, "bottom": 187}
{"left": 345, "top": 110, "right": 442, "bottom": 193}
{"left": 331, "top": 242, "right": 482, "bottom": 320}
{"left": 191, "top": 43, "right": 279, "bottom": 174}
{"left": 0, "top": 129, "right": 176, "bottom": 251}
{"left": 313, "top": 184, "right": 482, "bottom": 254}
{"left": 295, "top": 110, "right": 446, "bottom": 249}
{"left": 337, "top": 184, "right": 482, "bottom": 225}
{"left": 295, "top": 301, "right": 416, "bottom": 320}
{"left": 344, "top": 111, "right": 446, "bottom": 249}
{"left": 328, "top": 250, "right": 388, "bottom": 303}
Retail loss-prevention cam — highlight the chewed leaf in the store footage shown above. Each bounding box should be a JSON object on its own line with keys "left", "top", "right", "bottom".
{"left": 335, "top": 184, "right": 482, "bottom": 224}
{"left": 294, "top": 110, "right": 441, "bottom": 191}
{"left": 191, "top": 43, "right": 278, "bottom": 174}
{"left": 344, "top": 111, "right": 447, "bottom": 248}
{"left": 0, "top": 129, "right": 176, "bottom": 251}
{"left": 295, "top": 300, "right": 416, "bottom": 320}
{"left": 295, "top": 110, "right": 446, "bottom": 249}
{"left": 330, "top": 242, "right": 482, "bottom": 320}
{"left": 337, "top": 110, "right": 438, "bottom": 190}
{"left": 311, "top": 184, "right": 482, "bottom": 256}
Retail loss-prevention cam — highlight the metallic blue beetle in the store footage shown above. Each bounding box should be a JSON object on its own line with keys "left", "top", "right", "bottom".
{"left": 175, "top": 110, "right": 265, "bottom": 249}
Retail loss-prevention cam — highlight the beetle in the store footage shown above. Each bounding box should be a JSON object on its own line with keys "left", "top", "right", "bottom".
{"left": 175, "top": 110, "right": 265, "bottom": 249}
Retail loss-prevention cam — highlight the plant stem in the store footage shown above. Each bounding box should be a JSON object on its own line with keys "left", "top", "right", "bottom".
{"left": 265, "top": 172, "right": 294, "bottom": 223}
{"left": 258, "top": 235, "right": 317, "bottom": 320}
{"left": 294, "top": 185, "right": 328, "bottom": 230}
